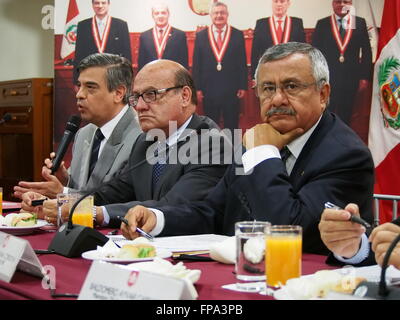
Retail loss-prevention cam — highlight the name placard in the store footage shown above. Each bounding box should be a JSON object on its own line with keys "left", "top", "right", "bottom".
{"left": 0, "top": 231, "right": 44, "bottom": 282}
{"left": 79, "top": 260, "right": 196, "bottom": 300}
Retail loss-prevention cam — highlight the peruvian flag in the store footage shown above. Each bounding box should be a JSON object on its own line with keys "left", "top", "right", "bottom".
{"left": 368, "top": 0, "right": 400, "bottom": 223}
{"left": 60, "top": 0, "right": 79, "bottom": 59}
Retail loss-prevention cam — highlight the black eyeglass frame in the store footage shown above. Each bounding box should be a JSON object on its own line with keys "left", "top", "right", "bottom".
{"left": 128, "top": 85, "right": 184, "bottom": 107}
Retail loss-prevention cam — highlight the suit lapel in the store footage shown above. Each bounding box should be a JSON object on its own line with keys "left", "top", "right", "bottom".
{"left": 152, "top": 114, "right": 203, "bottom": 198}
{"left": 81, "top": 135, "right": 93, "bottom": 187}
{"left": 290, "top": 111, "right": 333, "bottom": 183}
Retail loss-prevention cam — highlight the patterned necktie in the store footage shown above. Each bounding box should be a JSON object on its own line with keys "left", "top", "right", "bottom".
{"left": 280, "top": 146, "right": 291, "bottom": 164}
{"left": 276, "top": 20, "right": 283, "bottom": 43}
{"left": 88, "top": 128, "right": 104, "bottom": 181}
{"left": 152, "top": 148, "right": 167, "bottom": 190}
{"left": 216, "top": 29, "right": 223, "bottom": 49}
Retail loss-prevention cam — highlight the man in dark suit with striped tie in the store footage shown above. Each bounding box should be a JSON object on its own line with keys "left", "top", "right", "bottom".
{"left": 20, "top": 59, "right": 229, "bottom": 228}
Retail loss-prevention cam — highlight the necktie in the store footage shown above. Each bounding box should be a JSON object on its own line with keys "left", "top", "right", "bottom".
{"left": 152, "top": 148, "right": 167, "bottom": 190}
{"left": 338, "top": 18, "right": 345, "bottom": 39}
{"left": 276, "top": 20, "right": 283, "bottom": 43}
{"left": 158, "top": 28, "right": 164, "bottom": 43}
{"left": 88, "top": 128, "right": 105, "bottom": 181}
{"left": 216, "top": 29, "right": 223, "bottom": 49}
{"left": 280, "top": 146, "right": 291, "bottom": 164}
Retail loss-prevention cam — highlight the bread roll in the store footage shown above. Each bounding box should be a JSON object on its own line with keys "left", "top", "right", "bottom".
{"left": 11, "top": 212, "right": 37, "bottom": 227}
{"left": 117, "top": 244, "right": 156, "bottom": 259}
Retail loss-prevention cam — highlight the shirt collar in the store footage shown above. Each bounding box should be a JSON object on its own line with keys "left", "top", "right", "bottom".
{"left": 212, "top": 24, "right": 227, "bottom": 34}
{"left": 165, "top": 115, "right": 193, "bottom": 147}
{"left": 96, "top": 15, "right": 108, "bottom": 24}
{"left": 98, "top": 105, "right": 129, "bottom": 141}
{"left": 273, "top": 15, "right": 287, "bottom": 23}
{"left": 286, "top": 115, "right": 322, "bottom": 160}
{"left": 335, "top": 13, "right": 349, "bottom": 22}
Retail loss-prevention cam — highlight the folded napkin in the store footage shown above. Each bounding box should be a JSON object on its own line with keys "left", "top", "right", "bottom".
{"left": 209, "top": 236, "right": 236, "bottom": 264}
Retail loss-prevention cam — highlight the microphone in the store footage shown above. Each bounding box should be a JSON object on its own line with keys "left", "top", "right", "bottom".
{"left": 0, "top": 113, "right": 12, "bottom": 125}
{"left": 48, "top": 121, "right": 211, "bottom": 258}
{"left": 51, "top": 115, "right": 81, "bottom": 174}
{"left": 353, "top": 219, "right": 400, "bottom": 300}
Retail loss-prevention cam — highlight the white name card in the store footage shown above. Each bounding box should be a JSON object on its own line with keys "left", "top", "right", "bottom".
{"left": 79, "top": 260, "right": 196, "bottom": 300}
{"left": 0, "top": 231, "right": 44, "bottom": 282}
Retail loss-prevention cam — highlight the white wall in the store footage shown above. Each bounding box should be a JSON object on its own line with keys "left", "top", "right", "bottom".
{"left": 55, "top": 0, "right": 384, "bottom": 33}
{"left": 0, "top": 0, "right": 54, "bottom": 82}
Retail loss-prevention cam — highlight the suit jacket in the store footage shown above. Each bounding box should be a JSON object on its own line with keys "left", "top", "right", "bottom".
{"left": 73, "top": 17, "right": 132, "bottom": 83}
{"left": 68, "top": 107, "right": 141, "bottom": 192}
{"left": 326, "top": 217, "right": 400, "bottom": 267}
{"left": 137, "top": 27, "right": 188, "bottom": 70}
{"left": 251, "top": 17, "right": 305, "bottom": 77}
{"left": 192, "top": 26, "right": 247, "bottom": 98}
{"left": 157, "top": 111, "right": 375, "bottom": 255}
{"left": 93, "top": 114, "right": 229, "bottom": 227}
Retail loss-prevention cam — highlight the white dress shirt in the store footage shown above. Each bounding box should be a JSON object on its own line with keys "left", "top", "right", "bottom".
{"left": 151, "top": 116, "right": 322, "bottom": 236}
{"left": 63, "top": 105, "right": 129, "bottom": 195}
{"left": 96, "top": 16, "right": 108, "bottom": 40}
{"left": 101, "top": 115, "right": 193, "bottom": 227}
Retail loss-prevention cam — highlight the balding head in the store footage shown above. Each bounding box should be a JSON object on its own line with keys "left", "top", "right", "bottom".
{"left": 131, "top": 60, "right": 197, "bottom": 135}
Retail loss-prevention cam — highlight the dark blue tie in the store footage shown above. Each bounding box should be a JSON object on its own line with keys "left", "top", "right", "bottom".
{"left": 88, "top": 128, "right": 104, "bottom": 181}
{"left": 338, "top": 18, "right": 345, "bottom": 39}
{"left": 152, "top": 148, "right": 167, "bottom": 190}
{"left": 280, "top": 146, "right": 291, "bottom": 163}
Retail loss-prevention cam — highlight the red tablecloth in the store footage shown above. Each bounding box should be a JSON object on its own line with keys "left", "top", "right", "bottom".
{"left": 0, "top": 228, "right": 335, "bottom": 300}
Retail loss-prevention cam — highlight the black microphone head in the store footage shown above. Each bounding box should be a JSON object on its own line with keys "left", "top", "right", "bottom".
{"left": 3, "top": 113, "right": 12, "bottom": 122}
{"left": 66, "top": 114, "right": 81, "bottom": 133}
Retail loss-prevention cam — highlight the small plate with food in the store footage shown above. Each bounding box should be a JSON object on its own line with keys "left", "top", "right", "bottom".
{"left": 0, "top": 212, "right": 48, "bottom": 235}
{"left": 82, "top": 237, "right": 172, "bottom": 264}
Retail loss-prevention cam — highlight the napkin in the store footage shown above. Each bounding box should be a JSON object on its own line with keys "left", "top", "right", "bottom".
{"left": 209, "top": 236, "right": 236, "bottom": 264}
{"left": 95, "top": 239, "right": 120, "bottom": 258}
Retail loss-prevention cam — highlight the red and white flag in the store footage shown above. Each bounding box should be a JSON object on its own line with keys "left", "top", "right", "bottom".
{"left": 60, "top": 0, "right": 79, "bottom": 59}
{"left": 368, "top": 0, "right": 400, "bottom": 223}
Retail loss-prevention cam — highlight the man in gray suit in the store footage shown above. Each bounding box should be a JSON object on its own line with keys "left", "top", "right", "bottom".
{"left": 14, "top": 53, "right": 141, "bottom": 199}
{"left": 21, "top": 60, "right": 229, "bottom": 228}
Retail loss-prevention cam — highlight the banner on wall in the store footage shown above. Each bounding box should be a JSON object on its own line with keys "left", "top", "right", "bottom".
{"left": 368, "top": 0, "right": 400, "bottom": 223}
{"left": 60, "top": 0, "right": 80, "bottom": 60}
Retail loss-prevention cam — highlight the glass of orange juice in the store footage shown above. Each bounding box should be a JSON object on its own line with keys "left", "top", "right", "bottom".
{"left": 0, "top": 187, "right": 3, "bottom": 216}
{"left": 265, "top": 225, "right": 302, "bottom": 288}
{"left": 70, "top": 193, "right": 94, "bottom": 228}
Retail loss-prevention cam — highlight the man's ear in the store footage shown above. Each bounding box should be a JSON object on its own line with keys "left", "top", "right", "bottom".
{"left": 113, "top": 85, "right": 127, "bottom": 104}
{"left": 320, "top": 83, "right": 331, "bottom": 109}
{"left": 181, "top": 86, "right": 192, "bottom": 107}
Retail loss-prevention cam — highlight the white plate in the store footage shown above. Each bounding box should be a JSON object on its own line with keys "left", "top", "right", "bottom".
{"left": 0, "top": 219, "right": 48, "bottom": 236}
{"left": 81, "top": 248, "right": 172, "bottom": 264}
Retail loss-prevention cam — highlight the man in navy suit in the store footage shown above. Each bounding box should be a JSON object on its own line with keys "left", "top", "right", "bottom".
{"left": 319, "top": 203, "right": 400, "bottom": 268}
{"left": 138, "top": 3, "right": 188, "bottom": 71}
{"left": 119, "top": 42, "right": 374, "bottom": 255}
{"left": 251, "top": 0, "right": 305, "bottom": 79}
{"left": 312, "top": 0, "right": 372, "bottom": 126}
{"left": 73, "top": 0, "right": 132, "bottom": 83}
{"left": 192, "top": 1, "right": 247, "bottom": 132}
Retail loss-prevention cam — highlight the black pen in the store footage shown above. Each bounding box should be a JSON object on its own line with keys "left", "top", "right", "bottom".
{"left": 116, "top": 216, "right": 154, "bottom": 241}
{"left": 324, "top": 201, "right": 372, "bottom": 229}
{"left": 31, "top": 198, "right": 48, "bottom": 206}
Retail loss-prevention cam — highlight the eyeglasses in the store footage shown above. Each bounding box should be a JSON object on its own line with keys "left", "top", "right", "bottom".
{"left": 128, "top": 86, "right": 183, "bottom": 107}
{"left": 256, "top": 81, "right": 321, "bottom": 100}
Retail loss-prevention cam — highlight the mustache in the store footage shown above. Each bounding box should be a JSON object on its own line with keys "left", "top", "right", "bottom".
{"left": 266, "top": 106, "right": 296, "bottom": 117}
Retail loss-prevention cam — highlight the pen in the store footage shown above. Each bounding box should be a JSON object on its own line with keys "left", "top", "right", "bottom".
{"left": 31, "top": 198, "right": 48, "bottom": 206}
{"left": 116, "top": 216, "right": 154, "bottom": 241}
{"left": 324, "top": 201, "right": 372, "bottom": 229}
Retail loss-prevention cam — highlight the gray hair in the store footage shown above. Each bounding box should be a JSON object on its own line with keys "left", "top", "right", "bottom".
{"left": 254, "top": 42, "right": 330, "bottom": 90}
{"left": 151, "top": 3, "right": 169, "bottom": 14}
{"left": 174, "top": 66, "right": 198, "bottom": 106}
{"left": 77, "top": 53, "right": 133, "bottom": 104}
{"left": 209, "top": 1, "right": 228, "bottom": 14}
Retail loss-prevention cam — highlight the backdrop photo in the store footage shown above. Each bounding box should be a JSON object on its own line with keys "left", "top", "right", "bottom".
{"left": 53, "top": 0, "right": 384, "bottom": 166}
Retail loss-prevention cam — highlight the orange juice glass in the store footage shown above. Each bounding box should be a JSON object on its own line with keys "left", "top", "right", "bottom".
{"left": 71, "top": 194, "right": 94, "bottom": 228}
{"left": 265, "top": 225, "right": 302, "bottom": 288}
